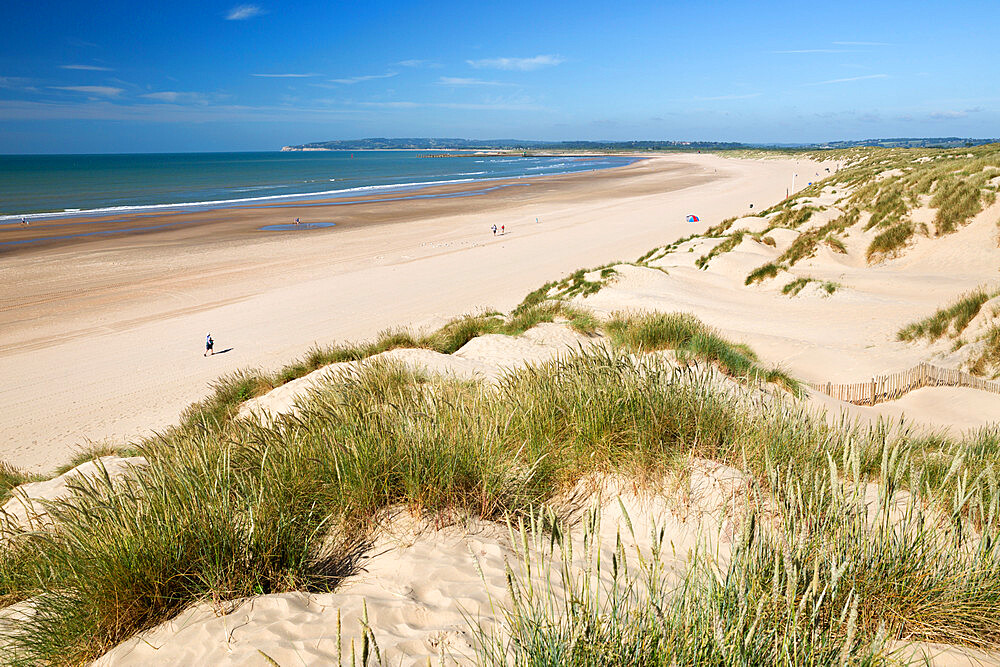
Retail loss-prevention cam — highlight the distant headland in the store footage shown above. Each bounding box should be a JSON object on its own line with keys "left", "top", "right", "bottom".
{"left": 281, "top": 136, "right": 999, "bottom": 152}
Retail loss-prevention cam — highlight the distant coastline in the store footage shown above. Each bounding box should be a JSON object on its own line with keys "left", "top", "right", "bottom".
{"left": 279, "top": 136, "right": 1000, "bottom": 152}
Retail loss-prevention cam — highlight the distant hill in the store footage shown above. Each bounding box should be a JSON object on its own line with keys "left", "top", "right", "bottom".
{"left": 816, "top": 137, "right": 998, "bottom": 149}
{"left": 281, "top": 138, "right": 748, "bottom": 152}
{"left": 281, "top": 137, "right": 998, "bottom": 152}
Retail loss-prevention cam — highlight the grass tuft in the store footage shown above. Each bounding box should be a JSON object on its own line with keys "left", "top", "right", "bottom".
{"left": 898, "top": 287, "right": 998, "bottom": 342}
{"left": 866, "top": 221, "right": 915, "bottom": 262}
{"left": 745, "top": 262, "right": 782, "bottom": 285}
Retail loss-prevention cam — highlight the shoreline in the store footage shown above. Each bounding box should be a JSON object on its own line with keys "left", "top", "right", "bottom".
{"left": 0, "top": 158, "right": 645, "bottom": 255}
{"left": 1, "top": 153, "right": 808, "bottom": 471}
{"left": 0, "top": 153, "right": 642, "bottom": 225}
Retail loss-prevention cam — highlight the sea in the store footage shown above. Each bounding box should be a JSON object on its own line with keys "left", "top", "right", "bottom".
{"left": 0, "top": 151, "right": 638, "bottom": 221}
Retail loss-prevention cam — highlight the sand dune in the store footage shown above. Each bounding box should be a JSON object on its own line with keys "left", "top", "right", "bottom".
{"left": 95, "top": 464, "right": 747, "bottom": 666}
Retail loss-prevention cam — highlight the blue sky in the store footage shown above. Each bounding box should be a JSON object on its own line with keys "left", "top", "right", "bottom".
{"left": 1, "top": 0, "right": 997, "bottom": 153}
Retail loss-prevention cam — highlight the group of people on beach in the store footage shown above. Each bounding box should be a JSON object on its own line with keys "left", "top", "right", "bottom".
{"left": 490, "top": 217, "right": 540, "bottom": 236}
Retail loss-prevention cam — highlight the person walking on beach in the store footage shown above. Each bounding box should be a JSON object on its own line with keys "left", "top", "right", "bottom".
{"left": 21, "top": 217, "right": 28, "bottom": 226}
{"left": 204, "top": 332, "right": 214, "bottom": 356}
{"left": 491, "top": 224, "right": 497, "bottom": 236}
{"left": 501, "top": 224, "right": 505, "bottom": 235}
{"left": 294, "top": 217, "right": 300, "bottom": 225}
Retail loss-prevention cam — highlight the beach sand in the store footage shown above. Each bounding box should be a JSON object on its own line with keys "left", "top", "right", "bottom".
{"left": 1, "top": 153, "right": 810, "bottom": 471}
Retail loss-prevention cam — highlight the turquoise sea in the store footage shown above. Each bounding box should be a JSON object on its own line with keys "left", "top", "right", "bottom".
{"left": 0, "top": 151, "right": 638, "bottom": 220}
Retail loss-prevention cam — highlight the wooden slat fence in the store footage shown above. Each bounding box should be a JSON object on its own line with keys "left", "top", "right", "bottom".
{"left": 811, "top": 362, "right": 1000, "bottom": 406}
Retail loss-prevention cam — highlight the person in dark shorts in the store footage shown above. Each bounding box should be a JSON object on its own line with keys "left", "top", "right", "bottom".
{"left": 205, "top": 332, "right": 214, "bottom": 356}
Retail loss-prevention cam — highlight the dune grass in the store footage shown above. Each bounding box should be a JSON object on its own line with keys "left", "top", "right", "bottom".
{"left": 745, "top": 261, "right": 782, "bottom": 285}
{"left": 479, "top": 423, "right": 1000, "bottom": 665}
{"left": 782, "top": 277, "right": 840, "bottom": 297}
{"left": 515, "top": 264, "right": 621, "bottom": 313}
{"left": 776, "top": 209, "right": 857, "bottom": 266}
{"left": 3, "top": 341, "right": 1000, "bottom": 662}
{"left": 695, "top": 231, "right": 745, "bottom": 269}
{"left": 866, "top": 220, "right": 915, "bottom": 262}
{"left": 969, "top": 325, "right": 1000, "bottom": 378}
{"left": 932, "top": 174, "right": 997, "bottom": 236}
{"left": 0, "top": 463, "right": 38, "bottom": 507}
{"left": 897, "top": 287, "right": 999, "bottom": 342}
{"left": 603, "top": 312, "right": 798, "bottom": 393}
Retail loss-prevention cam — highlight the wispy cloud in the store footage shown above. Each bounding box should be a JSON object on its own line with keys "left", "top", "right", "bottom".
{"left": 60, "top": 64, "right": 113, "bottom": 71}
{"left": 397, "top": 59, "right": 440, "bottom": 68}
{"left": 467, "top": 55, "right": 564, "bottom": 71}
{"left": 328, "top": 72, "right": 398, "bottom": 84}
{"left": 436, "top": 77, "right": 511, "bottom": 86}
{"left": 358, "top": 99, "right": 544, "bottom": 111}
{"left": 773, "top": 49, "right": 849, "bottom": 54}
{"left": 805, "top": 73, "right": 888, "bottom": 85}
{"left": 930, "top": 110, "right": 969, "bottom": 119}
{"left": 251, "top": 72, "right": 319, "bottom": 78}
{"left": 695, "top": 92, "right": 761, "bottom": 101}
{"left": 50, "top": 85, "right": 123, "bottom": 96}
{"left": 0, "top": 99, "right": 366, "bottom": 123}
{"left": 140, "top": 91, "right": 209, "bottom": 103}
{"left": 0, "top": 76, "right": 30, "bottom": 88}
{"left": 833, "top": 41, "right": 892, "bottom": 46}
{"left": 226, "top": 4, "right": 264, "bottom": 20}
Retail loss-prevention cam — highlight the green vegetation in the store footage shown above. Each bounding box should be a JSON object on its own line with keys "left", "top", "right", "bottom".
{"left": 603, "top": 312, "right": 798, "bottom": 392}
{"left": 969, "top": 325, "right": 1000, "bottom": 378}
{"left": 768, "top": 204, "right": 818, "bottom": 229}
{"left": 898, "top": 286, "right": 999, "bottom": 342}
{"left": 745, "top": 262, "right": 782, "bottom": 285}
{"left": 745, "top": 144, "right": 1000, "bottom": 263}
{"left": 932, "top": 174, "right": 998, "bottom": 235}
{"left": 781, "top": 277, "right": 840, "bottom": 297}
{"left": 695, "top": 231, "right": 745, "bottom": 269}
{"left": 1, "top": 463, "right": 38, "bottom": 506}
{"left": 480, "top": 418, "right": 1000, "bottom": 665}
{"left": 52, "top": 444, "right": 143, "bottom": 477}
{"left": 5, "top": 347, "right": 1000, "bottom": 663}
{"left": 515, "top": 264, "right": 620, "bottom": 312}
{"left": 777, "top": 209, "right": 857, "bottom": 265}
{"left": 704, "top": 216, "right": 738, "bottom": 237}
{"left": 866, "top": 220, "right": 915, "bottom": 262}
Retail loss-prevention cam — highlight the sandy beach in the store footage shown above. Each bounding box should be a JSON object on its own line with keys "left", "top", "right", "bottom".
{"left": 1, "top": 154, "right": 809, "bottom": 471}
{"left": 5, "top": 150, "right": 1000, "bottom": 665}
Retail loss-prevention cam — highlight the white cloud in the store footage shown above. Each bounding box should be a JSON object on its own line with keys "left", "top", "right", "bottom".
{"left": 804, "top": 74, "right": 888, "bottom": 85}
{"left": 328, "top": 72, "right": 398, "bottom": 84}
{"left": 437, "top": 77, "right": 511, "bottom": 86}
{"left": 60, "top": 64, "right": 113, "bottom": 71}
{"left": 226, "top": 4, "right": 263, "bottom": 20}
{"left": 251, "top": 73, "right": 318, "bottom": 78}
{"left": 466, "top": 55, "right": 565, "bottom": 71}
{"left": 51, "top": 85, "right": 123, "bottom": 96}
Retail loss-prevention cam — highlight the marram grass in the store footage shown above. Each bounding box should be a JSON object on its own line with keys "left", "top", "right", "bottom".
{"left": 2, "top": 347, "right": 1000, "bottom": 663}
